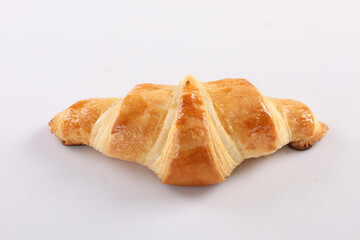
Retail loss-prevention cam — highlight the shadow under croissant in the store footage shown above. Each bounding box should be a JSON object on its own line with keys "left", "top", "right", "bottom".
{"left": 228, "top": 148, "right": 286, "bottom": 182}
{"left": 73, "top": 145, "right": 298, "bottom": 183}
{"left": 233, "top": 140, "right": 324, "bottom": 183}
{"left": 40, "top": 126, "right": 315, "bottom": 190}
{"left": 33, "top": 127, "right": 159, "bottom": 182}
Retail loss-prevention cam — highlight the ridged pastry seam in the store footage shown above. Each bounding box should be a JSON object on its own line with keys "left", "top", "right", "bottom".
{"left": 90, "top": 98, "right": 123, "bottom": 157}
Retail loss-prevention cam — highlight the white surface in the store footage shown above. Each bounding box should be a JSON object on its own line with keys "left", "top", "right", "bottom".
{"left": 1, "top": 0, "right": 359, "bottom": 239}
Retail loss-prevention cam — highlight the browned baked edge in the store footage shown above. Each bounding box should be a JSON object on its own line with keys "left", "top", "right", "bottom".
{"left": 288, "top": 122, "right": 329, "bottom": 151}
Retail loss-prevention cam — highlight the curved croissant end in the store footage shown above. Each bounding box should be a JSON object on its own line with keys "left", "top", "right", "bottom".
{"left": 49, "top": 75, "right": 328, "bottom": 186}
{"left": 49, "top": 98, "right": 119, "bottom": 146}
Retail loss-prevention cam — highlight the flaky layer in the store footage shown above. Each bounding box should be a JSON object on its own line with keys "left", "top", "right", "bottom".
{"left": 49, "top": 98, "right": 118, "bottom": 145}
{"left": 49, "top": 75, "right": 328, "bottom": 186}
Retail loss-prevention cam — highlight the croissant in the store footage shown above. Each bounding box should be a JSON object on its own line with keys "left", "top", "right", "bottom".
{"left": 49, "top": 75, "right": 328, "bottom": 186}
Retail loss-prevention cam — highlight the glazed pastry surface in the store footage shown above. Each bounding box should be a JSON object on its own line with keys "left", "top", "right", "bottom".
{"left": 49, "top": 75, "right": 328, "bottom": 186}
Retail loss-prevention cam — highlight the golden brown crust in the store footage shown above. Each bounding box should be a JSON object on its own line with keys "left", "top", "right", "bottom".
{"left": 108, "top": 83, "right": 174, "bottom": 163}
{"left": 269, "top": 98, "right": 328, "bottom": 150}
{"left": 274, "top": 99, "right": 315, "bottom": 140}
{"left": 49, "top": 75, "right": 328, "bottom": 186}
{"left": 49, "top": 98, "right": 118, "bottom": 145}
{"left": 288, "top": 141, "right": 313, "bottom": 151}
{"left": 204, "top": 79, "right": 278, "bottom": 158}
{"left": 162, "top": 79, "right": 225, "bottom": 186}
{"left": 288, "top": 121, "right": 329, "bottom": 150}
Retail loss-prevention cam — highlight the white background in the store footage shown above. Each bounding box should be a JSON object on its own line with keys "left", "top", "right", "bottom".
{"left": 1, "top": 0, "right": 359, "bottom": 239}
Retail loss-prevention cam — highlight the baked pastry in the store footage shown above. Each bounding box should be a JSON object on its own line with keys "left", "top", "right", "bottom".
{"left": 49, "top": 75, "right": 328, "bottom": 186}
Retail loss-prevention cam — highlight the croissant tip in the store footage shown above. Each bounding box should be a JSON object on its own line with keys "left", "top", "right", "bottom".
{"left": 315, "top": 121, "right": 329, "bottom": 143}
{"left": 48, "top": 117, "right": 56, "bottom": 134}
{"left": 184, "top": 74, "right": 195, "bottom": 81}
{"left": 320, "top": 121, "right": 329, "bottom": 134}
{"left": 288, "top": 121, "right": 328, "bottom": 151}
{"left": 49, "top": 112, "right": 62, "bottom": 133}
{"left": 288, "top": 142, "right": 313, "bottom": 151}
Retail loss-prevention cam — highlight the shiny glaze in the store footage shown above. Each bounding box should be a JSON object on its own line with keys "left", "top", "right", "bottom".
{"left": 272, "top": 98, "right": 315, "bottom": 141}
{"left": 163, "top": 79, "right": 224, "bottom": 185}
{"left": 109, "top": 83, "right": 174, "bottom": 163}
{"left": 204, "top": 79, "right": 278, "bottom": 157}
{"left": 49, "top": 98, "right": 118, "bottom": 145}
